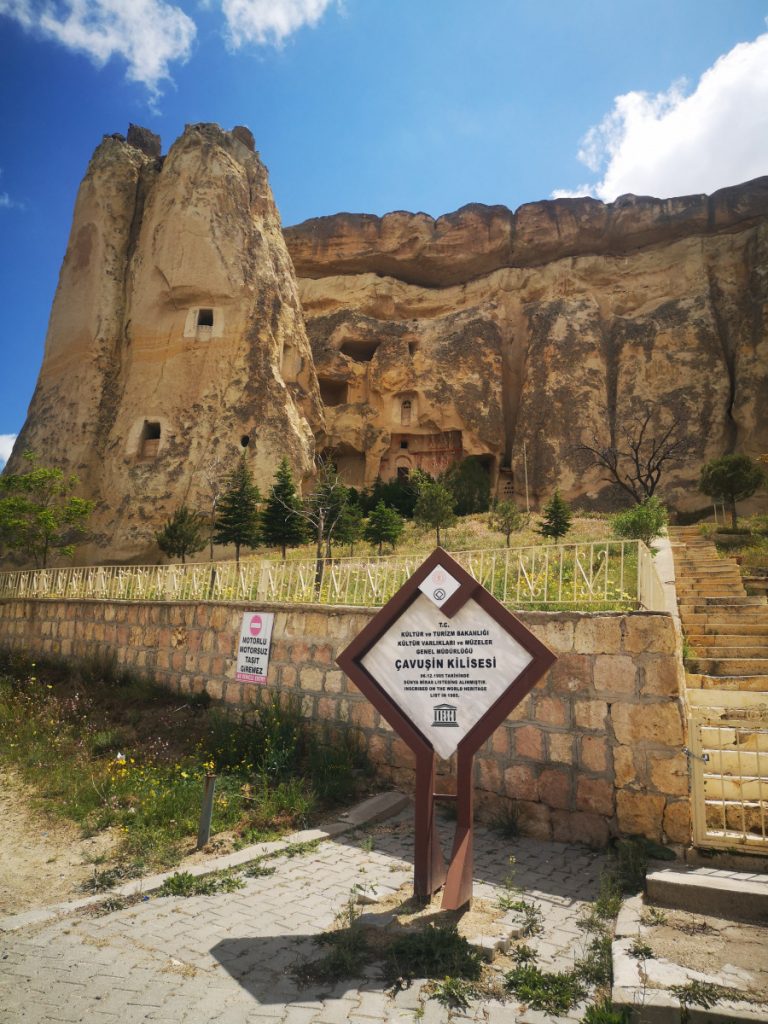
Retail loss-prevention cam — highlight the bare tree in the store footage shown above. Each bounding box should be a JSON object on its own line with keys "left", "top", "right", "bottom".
{"left": 278, "top": 455, "right": 349, "bottom": 590}
{"left": 577, "top": 408, "right": 690, "bottom": 503}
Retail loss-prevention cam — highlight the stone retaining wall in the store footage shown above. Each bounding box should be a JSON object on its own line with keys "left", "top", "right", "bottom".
{"left": 0, "top": 598, "right": 689, "bottom": 847}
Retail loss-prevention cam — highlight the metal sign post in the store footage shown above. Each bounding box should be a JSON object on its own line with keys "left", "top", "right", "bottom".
{"left": 337, "top": 548, "right": 556, "bottom": 910}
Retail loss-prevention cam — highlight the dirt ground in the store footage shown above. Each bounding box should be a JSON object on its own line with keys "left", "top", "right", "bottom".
{"left": 642, "top": 905, "right": 768, "bottom": 1003}
{"left": 0, "top": 768, "right": 117, "bottom": 915}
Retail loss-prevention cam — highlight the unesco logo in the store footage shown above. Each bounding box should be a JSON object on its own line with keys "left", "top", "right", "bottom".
{"left": 433, "top": 588, "right": 446, "bottom": 602}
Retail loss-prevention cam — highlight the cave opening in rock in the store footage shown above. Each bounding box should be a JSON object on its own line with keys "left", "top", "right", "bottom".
{"left": 339, "top": 339, "right": 380, "bottom": 362}
{"left": 319, "top": 379, "right": 349, "bottom": 406}
{"left": 197, "top": 308, "right": 214, "bottom": 328}
{"left": 139, "top": 421, "right": 161, "bottom": 459}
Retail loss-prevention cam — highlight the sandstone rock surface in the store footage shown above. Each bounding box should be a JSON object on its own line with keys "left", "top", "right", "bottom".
{"left": 287, "top": 181, "right": 768, "bottom": 507}
{"left": 7, "top": 124, "right": 321, "bottom": 562}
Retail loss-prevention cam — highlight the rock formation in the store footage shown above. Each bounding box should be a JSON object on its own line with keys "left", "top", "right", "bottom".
{"left": 7, "top": 124, "right": 322, "bottom": 562}
{"left": 5, "top": 121, "right": 768, "bottom": 564}
{"left": 285, "top": 181, "right": 768, "bottom": 509}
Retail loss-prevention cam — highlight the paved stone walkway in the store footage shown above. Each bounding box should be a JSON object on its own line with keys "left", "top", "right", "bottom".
{"left": 0, "top": 816, "right": 606, "bottom": 1024}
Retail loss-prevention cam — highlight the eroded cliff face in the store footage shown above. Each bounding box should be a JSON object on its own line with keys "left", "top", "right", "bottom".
{"left": 285, "top": 181, "right": 768, "bottom": 509}
{"left": 8, "top": 124, "right": 322, "bottom": 562}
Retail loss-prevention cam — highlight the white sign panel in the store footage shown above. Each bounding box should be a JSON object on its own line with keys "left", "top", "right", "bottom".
{"left": 418, "top": 565, "right": 461, "bottom": 609}
{"left": 236, "top": 611, "right": 275, "bottom": 684}
{"left": 361, "top": 592, "right": 533, "bottom": 759}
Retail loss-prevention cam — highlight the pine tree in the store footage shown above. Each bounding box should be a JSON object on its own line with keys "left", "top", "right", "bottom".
{"left": 537, "top": 489, "right": 572, "bottom": 541}
{"left": 335, "top": 501, "right": 364, "bottom": 555}
{"left": 261, "top": 457, "right": 307, "bottom": 558}
{"left": 413, "top": 475, "right": 456, "bottom": 547}
{"left": 489, "top": 499, "right": 525, "bottom": 547}
{"left": 213, "top": 455, "right": 261, "bottom": 562}
{"left": 364, "top": 501, "right": 405, "bottom": 555}
{"left": 155, "top": 505, "right": 207, "bottom": 564}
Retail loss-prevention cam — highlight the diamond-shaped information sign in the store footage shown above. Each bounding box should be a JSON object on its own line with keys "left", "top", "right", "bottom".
{"left": 337, "top": 547, "right": 557, "bottom": 909}
{"left": 362, "top": 592, "right": 533, "bottom": 759}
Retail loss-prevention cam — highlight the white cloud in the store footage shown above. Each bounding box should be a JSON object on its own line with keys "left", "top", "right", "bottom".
{"left": 222, "top": 0, "right": 334, "bottom": 48}
{"left": 0, "top": 0, "right": 196, "bottom": 99}
{"left": 0, "top": 434, "right": 17, "bottom": 469}
{"left": 554, "top": 31, "right": 768, "bottom": 202}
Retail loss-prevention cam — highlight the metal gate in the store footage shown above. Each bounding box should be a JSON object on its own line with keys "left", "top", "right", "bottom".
{"left": 688, "top": 691, "right": 768, "bottom": 852}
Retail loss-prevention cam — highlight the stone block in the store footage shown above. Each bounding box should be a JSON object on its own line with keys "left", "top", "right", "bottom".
{"left": 206, "top": 678, "right": 224, "bottom": 701}
{"left": 504, "top": 763, "right": 539, "bottom": 802}
{"left": 538, "top": 767, "right": 572, "bottom": 810}
{"left": 663, "top": 800, "right": 691, "bottom": 844}
{"left": 616, "top": 790, "right": 665, "bottom": 840}
{"left": 517, "top": 800, "right": 552, "bottom": 840}
{"left": 508, "top": 693, "right": 533, "bottom": 721}
{"left": 611, "top": 702, "right": 684, "bottom": 747}
{"left": 476, "top": 757, "right": 503, "bottom": 793}
{"left": 547, "top": 732, "right": 574, "bottom": 764}
{"left": 593, "top": 655, "right": 637, "bottom": 696}
{"left": 529, "top": 618, "right": 574, "bottom": 653}
{"left": 574, "top": 616, "right": 623, "bottom": 654}
{"left": 535, "top": 695, "right": 568, "bottom": 726}
{"left": 513, "top": 724, "right": 544, "bottom": 761}
{"left": 641, "top": 657, "right": 683, "bottom": 697}
{"left": 312, "top": 643, "right": 334, "bottom": 665}
{"left": 349, "top": 700, "right": 375, "bottom": 729}
{"left": 613, "top": 745, "right": 638, "bottom": 787}
{"left": 650, "top": 754, "right": 689, "bottom": 797}
{"left": 366, "top": 733, "right": 390, "bottom": 765}
{"left": 290, "top": 641, "right": 311, "bottom": 664}
{"left": 280, "top": 664, "right": 297, "bottom": 687}
{"left": 391, "top": 738, "right": 416, "bottom": 770}
{"left": 579, "top": 735, "right": 609, "bottom": 773}
{"left": 576, "top": 776, "right": 614, "bottom": 816}
{"left": 622, "top": 614, "right": 676, "bottom": 655}
{"left": 299, "top": 666, "right": 324, "bottom": 691}
{"left": 491, "top": 726, "right": 511, "bottom": 756}
{"left": 551, "top": 810, "right": 610, "bottom": 848}
{"left": 548, "top": 653, "right": 593, "bottom": 694}
{"left": 324, "top": 669, "right": 344, "bottom": 693}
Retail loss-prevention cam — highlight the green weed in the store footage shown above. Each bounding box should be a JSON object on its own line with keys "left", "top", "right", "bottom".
{"left": 158, "top": 870, "right": 245, "bottom": 898}
{"left": 383, "top": 924, "right": 484, "bottom": 987}
{"left": 628, "top": 938, "right": 654, "bottom": 961}
{"left": 431, "top": 976, "right": 478, "bottom": 1009}
{"left": 575, "top": 932, "right": 613, "bottom": 987}
{"left": 582, "top": 998, "right": 631, "bottom": 1024}
{"left": 504, "top": 964, "right": 585, "bottom": 1014}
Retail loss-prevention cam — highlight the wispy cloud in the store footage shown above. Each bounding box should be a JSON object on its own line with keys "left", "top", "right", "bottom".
{"left": 222, "top": 0, "right": 335, "bottom": 48}
{"left": 0, "top": 434, "right": 17, "bottom": 469}
{"left": 0, "top": 0, "right": 197, "bottom": 100}
{"left": 553, "top": 31, "right": 768, "bottom": 202}
{"left": 0, "top": 168, "right": 23, "bottom": 211}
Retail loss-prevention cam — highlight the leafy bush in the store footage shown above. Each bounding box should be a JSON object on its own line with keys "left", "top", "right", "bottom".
{"left": 611, "top": 496, "right": 668, "bottom": 549}
{"left": 442, "top": 456, "right": 491, "bottom": 516}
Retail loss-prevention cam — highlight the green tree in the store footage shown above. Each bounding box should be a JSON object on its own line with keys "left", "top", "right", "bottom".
{"left": 364, "top": 501, "right": 405, "bottom": 555}
{"left": 699, "top": 454, "right": 766, "bottom": 528}
{"left": 261, "top": 457, "right": 307, "bottom": 558}
{"left": 413, "top": 474, "right": 457, "bottom": 547}
{"left": 361, "top": 475, "right": 419, "bottom": 518}
{"left": 213, "top": 455, "right": 261, "bottom": 563}
{"left": 611, "top": 496, "right": 668, "bottom": 550}
{"left": 335, "top": 500, "right": 364, "bottom": 555}
{"left": 292, "top": 457, "right": 350, "bottom": 588}
{"left": 0, "top": 451, "right": 93, "bottom": 568}
{"left": 155, "top": 505, "right": 208, "bottom": 564}
{"left": 489, "top": 499, "right": 525, "bottom": 547}
{"left": 443, "top": 456, "right": 491, "bottom": 515}
{"left": 537, "top": 490, "right": 572, "bottom": 541}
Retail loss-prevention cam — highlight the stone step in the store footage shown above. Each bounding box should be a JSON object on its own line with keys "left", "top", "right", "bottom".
{"left": 693, "top": 657, "right": 768, "bottom": 675}
{"left": 679, "top": 597, "right": 768, "bottom": 610}
{"left": 687, "top": 634, "right": 768, "bottom": 647}
{"left": 688, "top": 622, "right": 768, "bottom": 630}
{"left": 691, "top": 646, "right": 768, "bottom": 659}
{"left": 646, "top": 867, "right": 768, "bottom": 922}
{"left": 686, "top": 673, "right": 768, "bottom": 690}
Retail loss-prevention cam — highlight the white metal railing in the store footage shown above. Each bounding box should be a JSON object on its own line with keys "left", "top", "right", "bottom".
{"left": 0, "top": 540, "right": 665, "bottom": 612}
{"left": 688, "top": 694, "right": 768, "bottom": 853}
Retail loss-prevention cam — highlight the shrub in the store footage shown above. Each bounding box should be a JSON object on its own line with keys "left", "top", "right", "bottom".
{"left": 611, "top": 496, "right": 668, "bottom": 549}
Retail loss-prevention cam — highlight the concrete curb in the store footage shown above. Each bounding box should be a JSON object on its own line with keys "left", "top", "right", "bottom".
{"left": 0, "top": 789, "right": 411, "bottom": 933}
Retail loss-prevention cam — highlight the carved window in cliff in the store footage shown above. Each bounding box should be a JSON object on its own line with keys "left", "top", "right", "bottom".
{"left": 401, "top": 400, "right": 412, "bottom": 426}
{"left": 139, "top": 421, "right": 161, "bottom": 459}
{"left": 340, "top": 339, "right": 379, "bottom": 362}
{"left": 396, "top": 457, "right": 412, "bottom": 481}
{"left": 184, "top": 307, "right": 223, "bottom": 341}
{"left": 282, "top": 343, "right": 301, "bottom": 381}
{"left": 319, "top": 379, "right": 348, "bottom": 407}
{"left": 408, "top": 342, "right": 419, "bottom": 357}
{"left": 197, "top": 308, "right": 214, "bottom": 327}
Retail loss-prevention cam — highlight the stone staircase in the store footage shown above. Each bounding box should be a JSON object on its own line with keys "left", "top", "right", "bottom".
{"left": 669, "top": 525, "right": 768, "bottom": 692}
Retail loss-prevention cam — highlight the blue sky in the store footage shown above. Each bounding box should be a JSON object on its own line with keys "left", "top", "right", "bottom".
{"left": 1, "top": 0, "right": 767, "bottom": 466}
